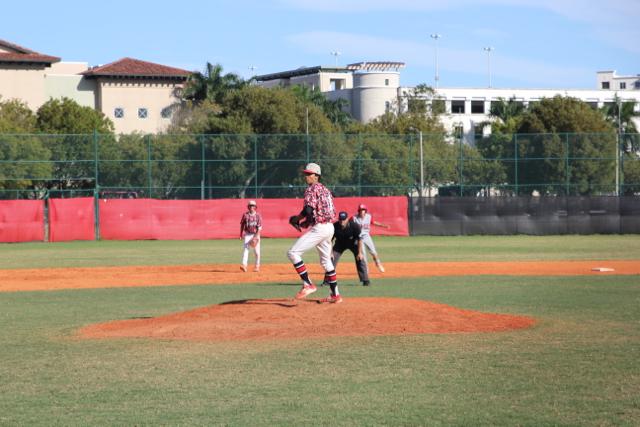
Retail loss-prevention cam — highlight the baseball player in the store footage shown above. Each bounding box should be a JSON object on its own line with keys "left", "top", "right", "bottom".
{"left": 239, "top": 200, "right": 262, "bottom": 272}
{"left": 353, "top": 203, "right": 390, "bottom": 272}
{"left": 287, "top": 162, "right": 341, "bottom": 303}
{"left": 332, "top": 211, "right": 370, "bottom": 286}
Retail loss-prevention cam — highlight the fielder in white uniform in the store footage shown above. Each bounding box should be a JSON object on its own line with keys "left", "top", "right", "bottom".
{"left": 352, "top": 203, "right": 390, "bottom": 272}
{"left": 287, "top": 162, "right": 341, "bottom": 303}
{"left": 239, "top": 200, "right": 262, "bottom": 272}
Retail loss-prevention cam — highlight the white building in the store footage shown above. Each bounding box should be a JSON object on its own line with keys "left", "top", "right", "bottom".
{"left": 256, "top": 65, "right": 640, "bottom": 144}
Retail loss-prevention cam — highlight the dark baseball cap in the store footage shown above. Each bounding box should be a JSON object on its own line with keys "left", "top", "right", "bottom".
{"left": 338, "top": 211, "right": 348, "bottom": 220}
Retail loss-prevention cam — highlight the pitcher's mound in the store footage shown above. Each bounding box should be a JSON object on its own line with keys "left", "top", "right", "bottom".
{"left": 79, "top": 297, "right": 535, "bottom": 342}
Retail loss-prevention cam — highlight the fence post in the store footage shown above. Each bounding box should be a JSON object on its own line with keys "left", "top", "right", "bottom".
{"left": 94, "top": 189, "right": 100, "bottom": 241}
{"left": 93, "top": 130, "right": 100, "bottom": 241}
{"left": 357, "top": 134, "right": 363, "bottom": 196}
{"left": 147, "top": 134, "right": 152, "bottom": 198}
{"left": 565, "top": 133, "right": 570, "bottom": 195}
{"left": 514, "top": 134, "right": 519, "bottom": 195}
{"left": 619, "top": 133, "right": 624, "bottom": 195}
{"left": 93, "top": 129, "right": 99, "bottom": 192}
{"left": 200, "top": 135, "right": 205, "bottom": 200}
{"left": 407, "top": 133, "right": 414, "bottom": 196}
{"left": 254, "top": 135, "right": 259, "bottom": 198}
{"left": 459, "top": 134, "right": 464, "bottom": 196}
{"left": 616, "top": 132, "right": 621, "bottom": 196}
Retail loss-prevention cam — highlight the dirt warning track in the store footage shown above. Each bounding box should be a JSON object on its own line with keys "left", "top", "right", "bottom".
{"left": 1, "top": 260, "right": 638, "bottom": 292}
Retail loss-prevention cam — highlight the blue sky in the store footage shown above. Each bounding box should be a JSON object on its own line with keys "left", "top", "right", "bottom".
{"left": 4, "top": 0, "right": 639, "bottom": 89}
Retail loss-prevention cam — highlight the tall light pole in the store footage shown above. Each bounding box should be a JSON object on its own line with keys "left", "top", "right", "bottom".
{"left": 330, "top": 50, "right": 341, "bottom": 66}
{"left": 483, "top": 47, "right": 494, "bottom": 88}
{"left": 410, "top": 127, "right": 425, "bottom": 196}
{"left": 247, "top": 65, "right": 257, "bottom": 84}
{"left": 430, "top": 34, "right": 441, "bottom": 89}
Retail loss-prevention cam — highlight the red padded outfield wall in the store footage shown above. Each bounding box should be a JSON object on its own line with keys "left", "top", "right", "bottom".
{"left": 49, "top": 197, "right": 95, "bottom": 242}
{"left": 99, "top": 196, "right": 408, "bottom": 240}
{"left": 0, "top": 200, "right": 44, "bottom": 243}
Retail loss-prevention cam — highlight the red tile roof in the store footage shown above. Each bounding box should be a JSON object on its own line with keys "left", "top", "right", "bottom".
{"left": 82, "top": 57, "right": 191, "bottom": 79}
{"left": 0, "top": 39, "right": 60, "bottom": 64}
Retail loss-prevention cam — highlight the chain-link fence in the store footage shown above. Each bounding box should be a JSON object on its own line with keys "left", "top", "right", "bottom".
{"left": 1, "top": 132, "right": 639, "bottom": 199}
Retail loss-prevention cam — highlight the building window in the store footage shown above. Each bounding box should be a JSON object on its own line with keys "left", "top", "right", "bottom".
{"left": 138, "top": 108, "right": 148, "bottom": 119}
{"left": 451, "top": 100, "right": 465, "bottom": 114}
{"left": 114, "top": 108, "right": 124, "bottom": 118}
{"left": 330, "top": 79, "right": 346, "bottom": 90}
{"left": 385, "top": 101, "right": 391, "bottom": 112}
{"left": 385, "top": 78, "right": 389, "bottom": 86}
{"left": 635, "top": 81, "right": 640, "bottom": 89}
{"left": 620, "top": 82, "right": 626, "bottom": 89}
{"left": 471, "top": 100, "right": 485, "bottom": 114}
{"left": 601, "top": 81, "right": 610, "bottom": 89}
{"left": 161, "top": 107, "right": 172, "bottom": 119}
{"left": 587, "top": 102, "right": 598, "bottom": 109}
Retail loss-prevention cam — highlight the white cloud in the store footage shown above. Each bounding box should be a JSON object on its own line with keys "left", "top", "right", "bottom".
{"left": 279, "top": 0, "right": 640, "bottom": 53}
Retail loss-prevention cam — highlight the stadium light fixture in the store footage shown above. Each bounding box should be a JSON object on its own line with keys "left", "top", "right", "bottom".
{"left": 430, "top": 34, "right": 442, "bottom": 89}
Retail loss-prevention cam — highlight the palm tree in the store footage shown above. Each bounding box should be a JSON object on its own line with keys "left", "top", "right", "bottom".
{"left": 601, "top": 94, "right": 639, "bottom": 134}
{"left": 290, "top": 84, "right": 352, "bottom": 127}
{"left": 181, "top": 62, "right": 246, "bottom": 105}
{"left": 489, "top": 97, "right": 526, "bottom": 123}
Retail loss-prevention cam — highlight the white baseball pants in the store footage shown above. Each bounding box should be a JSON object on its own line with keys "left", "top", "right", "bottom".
{"left": 287, "top": 222, "right": 335, "bottom": 272}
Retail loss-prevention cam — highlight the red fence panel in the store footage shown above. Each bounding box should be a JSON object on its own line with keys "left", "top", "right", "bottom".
{"left": 98, "top": 196, "right": 408, "bottom": 240}
{"left": 49, "top": 197, "right": 95, "bottom": 242}
{"left": 0, "top": 200, "right": 44, "bottom": 243}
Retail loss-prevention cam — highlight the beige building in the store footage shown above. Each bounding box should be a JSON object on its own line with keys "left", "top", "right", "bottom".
{"left": 0, "top": 39, "right": 61, "bottom": 110}
{"left": 0, "top": 39, "right": 190, "bottom": 134}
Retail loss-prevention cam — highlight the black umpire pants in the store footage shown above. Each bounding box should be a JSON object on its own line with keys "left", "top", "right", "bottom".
{"left": 332, "top": 243, "right": 369, "bottom": 284}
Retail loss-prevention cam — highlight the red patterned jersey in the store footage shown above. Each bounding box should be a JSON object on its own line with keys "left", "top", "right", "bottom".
{"left": 304, "top": 182, "right": 335, "bottom": 224}
{"left": 240, "top": 212, "right": 262, "bottom": 234}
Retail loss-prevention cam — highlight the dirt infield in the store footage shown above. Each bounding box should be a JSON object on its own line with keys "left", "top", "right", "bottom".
{"left": 78, "top": 297, "right": 536, "bottom": 342}
{"left": 5, "top": 260, "right": 636, "bottom": 341}
{"left": 1, "top": 260, "right": 638, "bottom": 292}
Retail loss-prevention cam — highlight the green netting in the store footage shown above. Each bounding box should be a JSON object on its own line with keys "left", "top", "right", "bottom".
{"left": 0, "top": 132, "right": 638, "bottom": 199}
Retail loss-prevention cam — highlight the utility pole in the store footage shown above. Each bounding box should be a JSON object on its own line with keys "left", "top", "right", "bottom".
{"left": 330, "top": 51, "right": 341, "bottom": 66}
{"left": 483, "top": 47, "right": 494, "bottom": 88}
{"left": 430, "top": 34, "right": 441, "bottom": 89}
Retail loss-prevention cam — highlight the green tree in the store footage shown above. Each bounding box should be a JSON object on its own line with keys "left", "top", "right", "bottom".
{"left": 0, "top": 99, "right": 51, "bottom": 198}
{"left": 347, "top": 85, "right": 449, "bottom": 195}
{"left": 0, "top": 97, "right": 37, "bottom": 132}
{"left": 181, "top": 62, "right": 246, "bottom": 105}
{"left": 515, "top": 96, "right": 615, "bottom": 195}
{"left": 600, "top": 94, "right": 639, "bottom": 135}
{"left": 290, "top": 85, "right": 352, "bottom": 129}
{"left": 488, "top": 97, "right": 526, "bottom": 133}
{"left": 36, "top": 97, "right": 114, "bottom": 193}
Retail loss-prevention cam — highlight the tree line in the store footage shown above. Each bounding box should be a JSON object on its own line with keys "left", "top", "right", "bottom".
{"left": 1, "top": 62, "right": 638, "bottom": 198}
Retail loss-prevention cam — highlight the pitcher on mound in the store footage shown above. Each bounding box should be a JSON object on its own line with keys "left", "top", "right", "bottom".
{"left": 287, "top": 163, "right": 341, "bottom": 303}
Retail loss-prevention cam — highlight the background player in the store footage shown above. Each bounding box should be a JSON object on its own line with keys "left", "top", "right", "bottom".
{"left": 239, "top": 200, "right": 262, "bottom": 272}
{"left": 353, "top": 203, "right": 390, "bottom": 273}
{"left": 287, "top": 162, "right": 342, "bottom": 303}
{"left": 332, "top": 211, "right": 370, "bottom": 286}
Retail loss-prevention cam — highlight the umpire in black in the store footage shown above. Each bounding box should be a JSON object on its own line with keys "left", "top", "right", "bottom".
{"left": 332, "top": 211, "right": 370, "bottom": 286}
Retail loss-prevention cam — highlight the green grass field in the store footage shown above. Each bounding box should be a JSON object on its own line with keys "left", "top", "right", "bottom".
{"left": 1, "top": 236, "right": 639, "bottom": 426}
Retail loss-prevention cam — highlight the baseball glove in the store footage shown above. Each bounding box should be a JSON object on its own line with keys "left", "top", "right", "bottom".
{"left": 289, "top": 215, "right": 302, "bottom": 232}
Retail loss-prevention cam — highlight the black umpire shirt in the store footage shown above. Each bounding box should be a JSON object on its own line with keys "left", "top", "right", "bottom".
{"left": 333, "top": 219, "right": 362, "bottom": 251}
